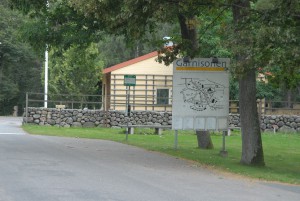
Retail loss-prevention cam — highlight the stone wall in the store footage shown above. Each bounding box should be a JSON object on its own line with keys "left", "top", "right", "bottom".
{"left": 24, "top": 108, "right": 300, "bottom": 133}
{"left": 24, "top": 108, "right": 172, "bottom": 128}
{"left": 260, "top": 115, "right": 300, "bottom": 133}
{"left": 229, "top": 114, "right": 300, "bottom": 133}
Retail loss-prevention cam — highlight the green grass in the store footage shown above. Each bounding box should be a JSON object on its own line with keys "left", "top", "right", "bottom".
{"left": 23, "top": 125, "right": 300, "bottom": 185}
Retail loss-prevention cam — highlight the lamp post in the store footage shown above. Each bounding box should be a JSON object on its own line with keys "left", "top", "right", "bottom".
{"left": 44, "top": 0, "right": 49, "bottom": 108}
{"left": 44, "top": 45, "right": 48, "bottom": 108}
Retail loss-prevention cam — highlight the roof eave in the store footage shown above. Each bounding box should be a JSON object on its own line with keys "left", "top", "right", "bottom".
{"left": 103, "top": 51, "right": 158, "bottom": 74}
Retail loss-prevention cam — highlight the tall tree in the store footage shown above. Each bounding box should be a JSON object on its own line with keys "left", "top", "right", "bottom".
{"left": 10, "top": 0, "right": 104, "bottom": 53}
{"left": 254, "top": 0, "right": 300, "bottom": 107}
{"left": 230, "top": 0, "right": 299, "bottom": 165}
{"left": 98, "top": 22, "right": 177, "bottom": 69}
{"left": 231, "top": 0, "right": 265, "bottom": 165}
{"left": 48, "top": 43, "right": 103, "bottom": 96}
{"left": 0, "top": 2, "right": 43, "bottom": 115}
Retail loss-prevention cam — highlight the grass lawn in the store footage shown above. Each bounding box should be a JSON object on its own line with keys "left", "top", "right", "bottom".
{"left": 23, "top": 125, "right": 300, "bottom": 185}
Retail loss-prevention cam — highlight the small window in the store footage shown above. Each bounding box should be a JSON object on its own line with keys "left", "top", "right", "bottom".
{"left": 157, "top": 89, "right": 169, "bottom": 105}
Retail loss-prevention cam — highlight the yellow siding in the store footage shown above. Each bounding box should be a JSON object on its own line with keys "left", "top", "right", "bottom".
{"left": 111, "top": 57, "right": 173, "bottom": 75}
{"left": 107, "top": 56, "right": 173, "bottom": 111}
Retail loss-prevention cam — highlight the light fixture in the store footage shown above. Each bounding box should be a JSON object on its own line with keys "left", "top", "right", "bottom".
{"left": 183, "top": 56, "right": 190, "bottom": 63}
{"left": 163, "top": 36, "right": 173, "bottom": 48}
{"left": 212, "top": 57, "right": 219, "bottom": 64}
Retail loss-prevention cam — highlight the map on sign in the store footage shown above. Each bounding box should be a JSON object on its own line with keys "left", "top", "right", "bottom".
{"left": 172, "top": 58, "right": 230, "bottom": 130}
{"left": 180, "top": 78, "right": 226, "bottom": 112}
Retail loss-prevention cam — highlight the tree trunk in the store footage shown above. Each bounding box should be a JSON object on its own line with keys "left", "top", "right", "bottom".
{"left": 239, "top": 69, "right": 265, "bottom": 165}
{"left": 196, "top": 130, "right": 214, "bottom": 149}
{"left": 178, "top": 13, "right": 213, "bottom": 149}
{"left": 232, "top": 0, "right": 265, "bottom": 166}
{"left": 178, "top": 14, "right": 198, "bottom": 57}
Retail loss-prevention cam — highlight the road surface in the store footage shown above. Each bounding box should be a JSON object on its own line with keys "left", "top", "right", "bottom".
{"left": 0, "top": 117, "right": 299, "bottom": 201}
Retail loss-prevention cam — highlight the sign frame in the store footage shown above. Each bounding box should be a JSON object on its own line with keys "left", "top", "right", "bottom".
{"left": 172, "top": 58, "right": 230, "bottom": 131}
{"left": 124, "top": 75, "right": 136, "bottom": 86}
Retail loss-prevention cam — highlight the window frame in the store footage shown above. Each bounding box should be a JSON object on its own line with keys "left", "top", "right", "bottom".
{"left": 156, "top": 88, "right": 170, "bottom": 105}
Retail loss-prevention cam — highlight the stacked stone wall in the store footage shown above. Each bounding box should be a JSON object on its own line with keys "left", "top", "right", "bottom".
{"left": 24, "top": 108, "right": 300, "bottom": 133}
{"left": 228, "top": 114, "right": 300, "bottom": 133}
{"left": 24, "top": 108, "right": 172, "bottom": 128}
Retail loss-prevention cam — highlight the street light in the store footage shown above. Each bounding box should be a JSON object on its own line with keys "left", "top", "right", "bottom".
{"left": 44, "top": 1, "right": 50, "bottom": 108}
{"left": 183, "top": 56, "right": 190, "bottom": 63}
{"left": 44, "top": 46, "right": 48, "bottom": 108}
{"left": 212, "top": 56, "right": 219, "bottom": 64}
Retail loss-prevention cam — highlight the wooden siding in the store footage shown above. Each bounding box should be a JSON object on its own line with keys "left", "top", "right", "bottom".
{"left": 110, "top": 74, "right": 173, "bottom": 111}
{"left": 103, "top": 53, "right": 173, "bottom": 111}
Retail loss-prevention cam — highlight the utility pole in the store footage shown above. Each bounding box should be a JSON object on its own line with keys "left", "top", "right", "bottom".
{"left": 44, "top": 0, "right": 49, "bottom": 108}
{"left": 44, "top": 45, "right": 48, "bottom": 108}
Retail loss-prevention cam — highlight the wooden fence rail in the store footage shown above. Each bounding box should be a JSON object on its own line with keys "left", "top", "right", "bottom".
{"left": 25, "top": 93, "right": 300, "bottom": 115}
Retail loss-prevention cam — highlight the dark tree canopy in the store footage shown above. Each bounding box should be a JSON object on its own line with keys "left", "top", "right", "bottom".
{"left": 0, "top": 2, "right": 43, "bottom": 115}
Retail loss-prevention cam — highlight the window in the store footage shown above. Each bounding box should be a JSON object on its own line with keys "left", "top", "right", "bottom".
{"left": 157, "top": 89, "right": 169, "bottom": 105}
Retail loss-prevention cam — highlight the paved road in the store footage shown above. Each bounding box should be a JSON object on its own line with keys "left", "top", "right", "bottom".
{"left": 0, "top": 117, "right": 299, "bottom": 201}
{"left": 0, "top": 117, "right": 26, "bottom": 135}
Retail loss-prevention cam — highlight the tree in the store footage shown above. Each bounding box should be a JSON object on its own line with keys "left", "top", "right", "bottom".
{"left": 256, "top": 81, "right": 280, "bottom": 100}
{"left": 254, "top": 0, "right": 300, "bottom": 107}
{"left": 0, "top": 2, "right": 43, "bottom": 115}
{"left": 48, "top": 43, "right": 103, "bottom": 96}
{"left": 98, "top": 23, "right": 177, "bottom": 69}
{"left": 229, "top": 0, "right": 299, "bottom": 165}
{"left": 9, "top": 0, "right": 104, "bottom": 54}
{"left": 230, "top": 0, "right": 265, "bottom": 165}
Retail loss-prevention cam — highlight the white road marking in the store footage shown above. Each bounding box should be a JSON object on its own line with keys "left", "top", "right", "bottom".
{"left": 0, "top": 133, "right": 25, "bottom": 135}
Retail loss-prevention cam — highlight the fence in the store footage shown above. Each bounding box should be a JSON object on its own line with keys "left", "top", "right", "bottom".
{"left": 25, "top": 92, "right": 103, "bottom": 110}
{"left": 263, "top": 100, "right": 300, "bottom": 115}
{"left": 230, "top": 99, "right": 300, "bottom": 115}
{"left": 25, "top": 93, "right": 300, "bottom": 115}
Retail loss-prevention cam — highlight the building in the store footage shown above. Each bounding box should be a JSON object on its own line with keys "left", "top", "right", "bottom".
{"left": 102, "top": 51, "right": 173, "bottom": 111}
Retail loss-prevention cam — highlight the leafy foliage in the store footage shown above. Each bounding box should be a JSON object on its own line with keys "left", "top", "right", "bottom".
{"left": 10, "top": 0, "right": 104, "bottom": 53}
{"left": 0, "top": 3, "right": 43, "bottom": 115}
{"left": 256, "top": 81, "right": 280, "bottom": 100}
{"left": 254, "top": 0, "right": 300, "bottom": 103}
{"left": 68, "top": 0, "right": 230, "bottom": 64}
{"left": 229, "top": 77, "right": 239, "bottom": 100}
{"left": 48, "top": 43, "right": 103, "bottom": 96}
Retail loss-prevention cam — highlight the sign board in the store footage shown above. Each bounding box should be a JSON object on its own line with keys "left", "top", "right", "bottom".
{"left": 55, "top": 105, "right": 66, "bottom": 109}
{"left": 172, "top": 58, "right": 230, "bottom": 131}
{"left": 124, "top": 75, "right": 136, "bottom": 86}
